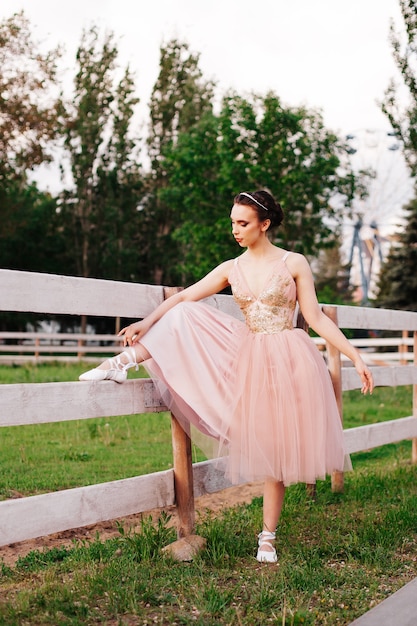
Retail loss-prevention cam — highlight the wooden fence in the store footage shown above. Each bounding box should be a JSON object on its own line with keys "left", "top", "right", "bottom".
{"left": 0, "top": 268, "right": 417, "bottom": 548}
{"left": 0, "top": 331, "right": 122, "bottom": 362}
{"left": 0, "top": 332, "right": 415, "bottom": 365}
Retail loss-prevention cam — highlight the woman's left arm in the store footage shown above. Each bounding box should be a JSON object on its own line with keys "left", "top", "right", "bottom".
{"left": 288, "top": 253, "right": 374, "bottom": 394}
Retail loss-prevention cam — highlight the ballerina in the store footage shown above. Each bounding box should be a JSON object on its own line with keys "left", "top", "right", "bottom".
{"left": 80, "top": 189, "right": 373, "bottom": 563}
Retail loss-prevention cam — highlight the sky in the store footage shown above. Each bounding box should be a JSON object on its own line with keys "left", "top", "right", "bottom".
{"left": 1, "top": 0, "right": 414, "bottom": 232}
{"left": 1, "top": 0, "right": 406, "bottom": 135}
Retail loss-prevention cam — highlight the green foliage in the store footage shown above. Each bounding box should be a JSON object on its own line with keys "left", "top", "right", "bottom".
{"left": 0, "top": 183, "right": 71, "bottom": 276}
{"left": 144, "top": 39, "right": 215, "bottom": 285}
{"left": 116, "top": 512, "right": 176, "bottom": 561}
{"left": 252, "top": 95, "right": 353, "bottom": 255}
{"left": 15, "top": 547, "right": 71, "bottom": 572}
{"left": 313, "top": 245, "right": 354, "bottom": 305}
{"left": 381, "top": 0, "right": 417, "bottom": 177}
{"left": 0, "top": 11, "right": 62, "bottom": 183}
{"left": 61, "top": 26, "right": 144, "bottom": 281}
{"left": 378, "top": 2, "right": 417, "bottom": 311}
{"left": 0, "top": 13, "right": 67, "bottom": 280}
{"left": 160, "top": 112, "right": 237, "bottom": 282}
{"left": 375, "top": 195, "right": 417, "bottom": 309}
{"left": 160, "top": 92, "right": 357, "bottom": 284}
{"left": 0, "top": 12, "right": 365, "bottom": 298}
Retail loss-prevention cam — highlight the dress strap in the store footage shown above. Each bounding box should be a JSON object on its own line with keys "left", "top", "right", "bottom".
{"left": 282, "top": 251, "right": 291, "bottom": 262}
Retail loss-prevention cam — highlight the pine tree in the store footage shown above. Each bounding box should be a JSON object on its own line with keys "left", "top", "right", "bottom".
{"left": 377, "top": 1, "right": 417, "bottom": 310}
{"left": 376, "top": 197, "right": 417, "bottom": 310}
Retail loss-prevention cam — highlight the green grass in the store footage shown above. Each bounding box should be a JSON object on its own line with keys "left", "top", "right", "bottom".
{"left": 0, "top": 462, "right": 416, "bottom": 625}
{"left": 0, "top": 363, "right": 412, "bottom": 498}
{"left": 0, "top": 363, "right": 205, "bottom": 499}
{"left": 0, "top": 363, "right": 416, "bottom": 624}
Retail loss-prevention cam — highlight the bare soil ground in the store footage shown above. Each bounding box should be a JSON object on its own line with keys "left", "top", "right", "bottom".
{"left": 0, "top": 482, "right": 263, "bottom": 567}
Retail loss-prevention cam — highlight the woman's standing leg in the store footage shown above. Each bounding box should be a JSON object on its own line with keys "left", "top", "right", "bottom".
{"left": 257, "top": 479, "right": 285, "bottom": 563}
{"left": 263, "top": 479, "right": 285, "bottom": 531}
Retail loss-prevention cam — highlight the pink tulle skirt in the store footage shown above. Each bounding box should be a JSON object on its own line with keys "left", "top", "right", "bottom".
{"left": 140, "top": 301, "right": 348, "bottom": 486}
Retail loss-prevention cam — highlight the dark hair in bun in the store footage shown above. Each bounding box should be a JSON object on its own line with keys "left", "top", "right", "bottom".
{"left": 234, "top": 190, "right": 284, "bottom": 230}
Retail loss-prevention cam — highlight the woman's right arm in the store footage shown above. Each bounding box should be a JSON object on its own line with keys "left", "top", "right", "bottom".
{"left": 119, "top": 259, "right": 233, "bottom": 346}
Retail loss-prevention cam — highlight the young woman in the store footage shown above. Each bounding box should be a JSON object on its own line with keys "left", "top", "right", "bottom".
{"left": 80, "top": 190, "right": 374, "bottom": 563}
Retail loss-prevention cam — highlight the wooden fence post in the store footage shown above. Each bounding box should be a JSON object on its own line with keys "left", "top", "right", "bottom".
{"left": 77, "top": 337, "right": 85, "bottom": 360}
{"left": 413, "top": 330, "right": 417, "bottom": 465}
{"left": 170, "top": 413, "right": 195, "bottom": 537}
{"left": 322, "top": 306, "right": 344, "bottom": 493}
{"left": 163, "top": 287, "right": 195, "bottom": 537}
{"left": 400, "top": 330, "right": 408, "bottom": 366}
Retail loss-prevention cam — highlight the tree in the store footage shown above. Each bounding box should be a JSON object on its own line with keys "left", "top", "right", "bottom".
{"left": 376, "top": 196, "right": 417, "bottom": 310}
{"left": 90, "top": 66, "right": 145, "bottom": 282}
{"left": 313, "top": 244, "right": 353, "bottom": 305}
{"left": 158, "top": 91, "right": 358, "bottom": 284}
{"left": 0, "top": 182, "right": 69, "bottom": 274}
{"left": 253, "top": 94, "right": 355, "bottom": 255}
{"left": 381, "top": 0, "right": 417, "bottom": 176}
{"left": 60, "top": 26, "right": 144, "bottom": 281}
{"left": 144, "top": 40, "right": 215, "bottom": 285}
{"left": 376, "top": 0, "right": 417, "bottom": 310}
{"left": 0, "top": 11, "right": 64, "bottom": 278}
{"left": 159, "top": 112, "right": 233, "bottom": 283}
{"left": 0, "top": 11, "right": 62, "bottom": 184}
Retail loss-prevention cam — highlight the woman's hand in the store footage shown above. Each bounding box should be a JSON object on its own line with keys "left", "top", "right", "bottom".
{"left": 118, "top": 320, "right": 150, "bottom": 347}
{"left": 354, "top": 357, "right": 374, "bottom": 395}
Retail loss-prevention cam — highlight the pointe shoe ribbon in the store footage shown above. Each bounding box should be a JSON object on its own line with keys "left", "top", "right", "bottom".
{"left": 79, "top": 348, "right": 138, "bottom": 384}
{"left": 256, "top": 530, "right": 277, "bottom": 563}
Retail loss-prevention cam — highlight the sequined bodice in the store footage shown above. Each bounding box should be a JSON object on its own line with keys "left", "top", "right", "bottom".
{"left": 229, "top": 256, "right": 296, "bottom": 334}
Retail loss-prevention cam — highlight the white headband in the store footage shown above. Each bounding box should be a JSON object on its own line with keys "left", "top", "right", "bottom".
{"left": 239, "top": 192, "right": 269, "bottom": 211}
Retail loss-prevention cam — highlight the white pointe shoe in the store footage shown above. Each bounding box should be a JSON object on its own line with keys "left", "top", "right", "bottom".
{"left": 79, "top": 348, "right": 138, "bottom": 383}
{"left": 256, "top": 531, "right": 277, "bottom": 563}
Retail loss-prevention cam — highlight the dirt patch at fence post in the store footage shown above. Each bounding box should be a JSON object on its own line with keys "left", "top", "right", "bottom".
{"left": 0, "top": 482, "right": 263, "bottom": 567}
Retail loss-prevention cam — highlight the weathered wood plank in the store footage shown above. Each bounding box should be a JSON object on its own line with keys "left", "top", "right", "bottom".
{"left": 1, "top": 366, "right": 416, "bottom": 426}
{"left": 0, "top": 269, "right": 164, "bottom": 318}
{"left": 327, "top": 304, "right": 417, "bottom": 331}
{"left": 0, "top": 345, "right": 122, "bottom": 354}
{"left": 204, "top": 293, "right": 244, "bottom": 320}
{"left": 342, "top": 365, "right": 417, "bottom": 391}
{"left": 413, "top": 331, "right": 417, "bottom": 464}
{"left": 1, "top": 332, "right": 414, "bottom": 347}
{"left": 344, "top": 416, "right": 417, "bottom": 454}
{"left": 0, "top": 379, "right": 167, "bottom": 426}
{"left": 0, "top": 355, "right": 108, "bottom": 365}
{"left": 0, "top": 332, "right": 120, "bottom": 341}
{"left": 0, "top": 458, "right": 241, "bottom": 547}
{"left": 349, "top": 577, "right": 417, "bottom": 626}
{"left": 2, "top": 269, "right": 417, "bottom": 330}
{"left": 0, "top": 470, "right": 174, "bottom": 547}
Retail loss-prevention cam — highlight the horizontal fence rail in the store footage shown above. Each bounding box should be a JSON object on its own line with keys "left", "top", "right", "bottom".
{"left": 1, "top": 332, "right": 415, "bottom": 364}
{"left": 0, "top": 268, "right": 416, "bottom": 548}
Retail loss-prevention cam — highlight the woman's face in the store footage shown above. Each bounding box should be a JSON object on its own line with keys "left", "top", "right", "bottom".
{"left": 230, "top": 203, "right": 269, "bottom": 248}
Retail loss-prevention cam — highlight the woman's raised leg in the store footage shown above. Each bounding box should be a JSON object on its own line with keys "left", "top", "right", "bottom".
{"left": 79, "top": 344, "right": 151, "bottom": 383}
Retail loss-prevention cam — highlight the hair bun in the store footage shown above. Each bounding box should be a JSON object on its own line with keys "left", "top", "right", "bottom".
{"left": 235, "top": 190, "right": 284, "bottom": 230}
